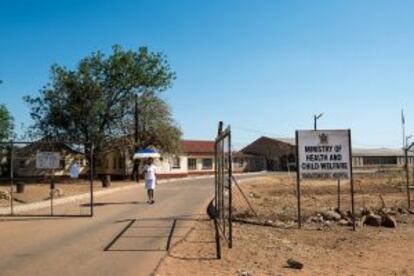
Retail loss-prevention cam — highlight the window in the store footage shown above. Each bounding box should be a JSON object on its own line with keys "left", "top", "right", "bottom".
{"left": 363, "top": 157, "right": 398, "bottom": 165}
{"left": 113, "top": 157, "right": 117, "bottom": 169}
{"left": 202, "top": 158, "right": 213, "bottom": 170}
{"left": 172, "top": 157, "right": 181, "bottom": 169}
{"left": 19, "top": 160, "right": 26, "bottom": 169}
{"left": 188, "top": 158, "right": 197, "bottom": 170}
{"left": 118, "top": 157, "right": 124, "bottom": 169}
{"left": 60, "top": 159, "right": 66, "bottom": 169}
{"left": 233, "top": 157, "right": 243, "bottom": 168}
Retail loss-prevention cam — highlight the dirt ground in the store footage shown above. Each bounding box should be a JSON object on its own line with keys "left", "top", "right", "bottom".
{"left": 0, "top": 179, "right": 134, "bottom": 207}
{"left": 156, "top": 173, "right": 414, "bottom": 276}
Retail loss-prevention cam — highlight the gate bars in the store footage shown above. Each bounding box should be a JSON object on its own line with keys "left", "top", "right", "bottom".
{"left": 0, "top": 140, "right": 94, "bottom": 217}
{"left": 214, "top": 122, "right": 233, "bottom": 249}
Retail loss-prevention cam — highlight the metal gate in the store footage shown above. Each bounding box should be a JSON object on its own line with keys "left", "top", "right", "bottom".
{"left": 0, "top": 140, "right": 94, "bottom": 217}
{"left": 214, "top": 123, "right": 232, "bottom": 249}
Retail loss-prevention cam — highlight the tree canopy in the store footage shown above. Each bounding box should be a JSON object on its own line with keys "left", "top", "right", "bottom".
{"left": 0, "top": 104, "right": 13, "bottom": 141}
{"left": 0, "top": 82, "right": 14, "bottom": 141}
{"left": 25, "top": 45, "right": 180, "bottom": 157}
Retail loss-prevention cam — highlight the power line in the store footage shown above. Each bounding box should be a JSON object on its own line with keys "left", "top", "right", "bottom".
{"left": 231, "top": 125, "right": 291, "bottom": 139}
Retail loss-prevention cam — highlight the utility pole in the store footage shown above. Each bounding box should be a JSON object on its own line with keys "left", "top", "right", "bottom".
{"left": 402, "top": 109, "right": 406, "bottom": 149}
{"left": 314, "top": 113, "right": 323, "bottom": 131}
{"left": 134, "top": 93, "right": 139, "bottom": 182}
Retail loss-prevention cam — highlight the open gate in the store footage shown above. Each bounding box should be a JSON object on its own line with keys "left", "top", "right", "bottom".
{"left": 0, "top": 140, "right": 94, "bottom": 217}
{"left": 214, "top": 122, "right": 233, "bottom": 251}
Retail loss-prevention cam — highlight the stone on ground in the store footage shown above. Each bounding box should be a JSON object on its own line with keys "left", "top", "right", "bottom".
{"left": 364, "top": 214, "right": 382, "bottom": 227}
{"left": 381, "top": 214, "right": 397, "bottom": 228}
{"left": 322, "top": 210, "right": 341, "bottom": 221}
{"left": 287, "top": 258, "right": 304, "bottom": 270}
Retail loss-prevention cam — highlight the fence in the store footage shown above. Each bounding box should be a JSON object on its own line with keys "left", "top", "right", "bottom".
{"left": 230, "top": 169, "right": 413, "bottom": 230}
{"left": 0, "top": 140, "right": 94, "bottom": 217}
{"left": 214, "top": 124, "right": 232, "bottom": 250}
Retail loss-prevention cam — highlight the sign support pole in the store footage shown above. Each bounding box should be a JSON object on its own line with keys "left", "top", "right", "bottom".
{"left": 405, "top": 147, "right": 411, "bottom": 209}
{"left": 348, "top": 129, "right": 356, "bottom": 231}
{"left": 295, "top": 131, "right": 301, "bottom": 229}
{"left": 337, "top": 178, "right": 341, "bottom": 211}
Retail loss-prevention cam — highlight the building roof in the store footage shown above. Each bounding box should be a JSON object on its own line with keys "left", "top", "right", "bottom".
{"left": 180, "top": 140, "right": 215, "bottom": 155}
{"left": 242, "top": 136, "right": 414, "bottom": 157}
{"left": 352, "top": 148, "right": 414, "bottom": 157}
{"left": 241, "top": 136, "right": 295, "bottom": 157}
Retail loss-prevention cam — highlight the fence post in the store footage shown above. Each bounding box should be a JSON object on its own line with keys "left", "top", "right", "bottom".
{"left": 295, "top": 131, "right": 301, "bottom": 229}
{"left": 337, "top": 178, "right": 341, "bottom": 211}
{"left": 90, "top": 143, "right": 94, "bottom": 217}
{"left": 348, "top": 129, "right": 356, "bottom": 231}
{"left": 228, "top": 128, "right": 232, "bottom": 249}
{"left": 10, "top": 141, "right": 14, "bottom": 216}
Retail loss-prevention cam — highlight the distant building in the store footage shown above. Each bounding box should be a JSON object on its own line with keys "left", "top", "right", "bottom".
{"left": 97, "top": 139, "right": 265, "bottom": 179}
{"left": 241, "top": 136, "right": 414, "bottom": 172}
{"left": 351, "top": 148, "right": 414, "bottom": 171}
{"left": 241, "top": 137, "right": 296, "bottom": 171}
{"left": 0, "top": 141, "right": 88, "bottom": 179}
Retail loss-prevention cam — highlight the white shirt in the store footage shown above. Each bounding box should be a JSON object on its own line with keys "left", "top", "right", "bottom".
{"left": 144, "top": 164, "right": 157, "bottom": 180}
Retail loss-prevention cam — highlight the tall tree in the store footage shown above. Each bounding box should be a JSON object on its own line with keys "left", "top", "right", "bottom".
{"left": 0, "top": 104, "right": 13, "bottom": 141}
{"left": 0, "top": 81, "right": 14, "bottom": 141}
{"left": 24, "top": 45, "right": 178, "bottom": 162}
{"left": 121, "top": 92, "right": 182, "bottom": 154}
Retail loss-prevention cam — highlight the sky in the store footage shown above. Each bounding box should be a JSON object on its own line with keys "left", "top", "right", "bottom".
{"left": 1, "top": 0, "right": 414, "bottom": 149}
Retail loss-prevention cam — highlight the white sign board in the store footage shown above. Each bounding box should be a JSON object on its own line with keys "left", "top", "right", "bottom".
{"left": 297, "top": 130, "right": 351, "bottom": 180}
{"left": 36, "top": 152, "right": 61, "bottom": 169}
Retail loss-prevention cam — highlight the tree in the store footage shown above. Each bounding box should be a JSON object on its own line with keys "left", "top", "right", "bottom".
{"left": 0, "top": 81, "right": 14, "bottom": 141}
{"left": 122, "top": 92, "right": 182, "bottom": 154}
{"left": 0, "top": 104, "right": 13, "bottom": 141}
{"left": 24, "top": 45, "right": 179, "bottom": 165}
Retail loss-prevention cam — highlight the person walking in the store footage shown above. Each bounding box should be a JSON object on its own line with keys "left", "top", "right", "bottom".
{"left": 143, "top": 158, "right": 157, "bottom": 204}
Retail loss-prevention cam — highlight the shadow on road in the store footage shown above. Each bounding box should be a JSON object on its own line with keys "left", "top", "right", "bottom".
{"left": 104, "top": 215, "right": 213, "bottom": 254}
{"left": 0, "top": 214, "right": 89, "bottom": 222}
{"left": 81, "top": 201, "right": 145, "bottom": 207}
{"left": 0, "top": 216, "right": 76, "bottom": 222}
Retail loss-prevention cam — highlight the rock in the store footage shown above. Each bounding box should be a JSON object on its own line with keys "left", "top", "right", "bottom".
{"left": 264, "top": 220, "right": 273, "bottom": 226}
{"left": 324, "top": 220, "right": 332, "bottom": 227}
{"left": 360, "top": 207, "right": 371, "bottom": 217}
{"left": 381, "top": 214, "right": 397, "bottom": 228}
{"left": 398, "top": 207, "right": 408, "bottom": 215}
{"left": 287, "top": 258, "right": 304, "bottom": 270}
{"left": 50, "top": 188, "right": 64, "bottom": 198}
{"left": 358, "top": 216, "right": 366, "bottom": 227}
{"left": 307, "top": 215, "right": 324, "bottom": 224}
{"left": 322, "top": 210, "right": 341, "bottom": 221}
{"left": 379, "top": 208, "right": 392, "bottom": 215}
{"left": 0, "top": 190, "right": 10, "bottom": 200}
{"left": 386, "top": 208, "right": 397, "bottom": 216}
{"left": 364, "top": 214, "right": 382, "bottom": 227}
{"left": 338, "top": 219, "right": 351, "bottom": 226}
{"left": 237, "top": 269, "right": 253, "bottom": 276}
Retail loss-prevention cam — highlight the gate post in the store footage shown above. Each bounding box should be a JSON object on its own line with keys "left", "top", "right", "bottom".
{"left": 10, "top": 140, "right": 14, "bottom": 216}
{"left": 90, "top": 143, "right": 94, "bottom": 217}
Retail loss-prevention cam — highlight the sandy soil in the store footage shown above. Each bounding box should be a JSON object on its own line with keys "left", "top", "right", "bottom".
{"left": 156, "top": 173, "right": 414, "bottom": 276}
{"left": 0, "top": 180, "right": 134, "bottom": 207}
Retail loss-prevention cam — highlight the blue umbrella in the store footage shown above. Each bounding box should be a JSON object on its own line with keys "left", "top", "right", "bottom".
{"left": 133, "top": 148, "right": 161, "bottom": 159}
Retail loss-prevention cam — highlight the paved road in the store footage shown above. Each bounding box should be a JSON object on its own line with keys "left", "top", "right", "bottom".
{"left": 0, "top": 174, "right": 262, "bottom": 276}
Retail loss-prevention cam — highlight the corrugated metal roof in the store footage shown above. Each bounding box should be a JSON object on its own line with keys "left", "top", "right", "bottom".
{"left": 245, "top": 136, "right": 414, "bottom": 157}
{"left": 180, "top": 140, "right": 215, "bottom": 155}
{"left": 352, "top": 148, "right": 414, "bottom": 157}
